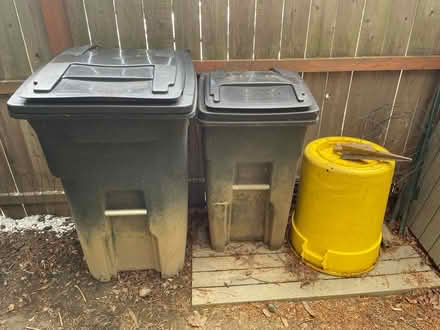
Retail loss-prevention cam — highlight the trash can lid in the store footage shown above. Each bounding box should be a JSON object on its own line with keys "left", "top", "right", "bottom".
{"left": 198, "top": 69, "right": 319, "bottom": 125}
{"left": 8, "top": 45, "right": 196, "bottom": 119}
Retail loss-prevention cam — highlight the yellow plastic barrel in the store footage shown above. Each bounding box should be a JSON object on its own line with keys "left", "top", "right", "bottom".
{"left": 291, "top": 137, "right": 395, "bottom": 276}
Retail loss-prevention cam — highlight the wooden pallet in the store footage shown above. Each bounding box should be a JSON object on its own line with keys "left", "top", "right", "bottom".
{"left": 192, "top": 226, "right": 440, "bottom": 306}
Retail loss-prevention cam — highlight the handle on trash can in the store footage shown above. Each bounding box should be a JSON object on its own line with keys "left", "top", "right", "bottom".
{"left": 209, "top": 69, "right": 306, "bottom": 103}
{"left": 104, "top": 209, "right": 148, "bottom": 217}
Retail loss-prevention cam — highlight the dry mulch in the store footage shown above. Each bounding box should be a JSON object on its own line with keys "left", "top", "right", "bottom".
{"left": 0, "top": 211, "right": 439, "bottom": 329}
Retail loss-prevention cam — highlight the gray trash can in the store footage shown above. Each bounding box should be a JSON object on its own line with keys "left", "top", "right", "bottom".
{"left": 198, "top": 69, "right": 319, "bottom": 251}
{"left": 7, "top": 45, "right": 196, "bottom": 281}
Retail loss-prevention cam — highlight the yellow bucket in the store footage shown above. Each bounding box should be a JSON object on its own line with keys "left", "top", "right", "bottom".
{"left": 291, "top": 137, "right": 395, "bottom": 276}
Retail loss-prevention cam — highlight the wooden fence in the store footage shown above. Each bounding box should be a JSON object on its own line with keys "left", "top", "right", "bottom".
{"left": 0, "top": 0, "right": 440, "bottom": 217}
{"left": 408, "top": 122, "right": 440, "bottom": 268}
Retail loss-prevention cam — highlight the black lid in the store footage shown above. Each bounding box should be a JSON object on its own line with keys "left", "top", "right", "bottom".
{"left": 8, "top": 46, "right": 196, "bottom": 119}
{"left": 198, "top": 69, "right": 319, "bottom": 125}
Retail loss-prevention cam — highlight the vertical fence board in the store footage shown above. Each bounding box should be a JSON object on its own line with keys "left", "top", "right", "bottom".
{"left": 317, "top": 0, "right": 363, "bottom": 138}
{"left": 14, "top": 0, "right": 51, "bottom": 71}
{"left": 331, "top": 0, "right": 364, "bottom": 57}
{"left": 398, "top": 0, "right": 440, "bottom": 156}
{"left": 319, "top": 73, "right": 351, "bottom": 137}
{"left": 385, "top": 71, "right": 434, "bottom": 155}
{"left": 115, "top": 0, "right": 146, "bottom": 49}
{"left": 84, "top": 0, "right": 119, "bottom": 48}
{"left": 40, "top": 0, "right": 73, "bottom": 55}
{"left": 254, "top": 0, "right": 283, "bottom": 59}
{"left": 143, "top": 0, "right": 173, "bottom": 49}
{"left": 281, "top": 0, "right": 311, "bottom": 58}
{"left": 430, "top": 239, "right": 440, "bottom": 267}
{"left": 201, "top": 0, "right": 227, "bottom": 59}
{"left": 419, "top": 207, "right": 440, "bottom": 252}
{"left": 344, "top": 0, "right": 417, "bottom": 145}
{"left": 0, "top": 133, "right": 23, "bottom": 218}
{"left": 407, "top": 0, "right": 440, "bottom": 56}
{"left": 0, "top": 98, "right": 46, "bottom": 215}
{"left": 302, "top": 72, "right": 327, "bottom": 144}
{"left": 229, "top": 0, "right": 255, "bottom": 59}
{"left": 404, "top": 72, "right": 439, "bottom": 157}
{"left": 0, "top": 0, "right": 31, "bottom": 80}
{"left": 174, "top": 0, "right": 200, "bottom": 60}
{"left": 63, "top": 0, "right": 90, "bottom": 46}
{"left": 306, "top": 0, "right": 337, "bottom": 58}
{"left": 343, "top": 71, "right": 400, "bottom": 143}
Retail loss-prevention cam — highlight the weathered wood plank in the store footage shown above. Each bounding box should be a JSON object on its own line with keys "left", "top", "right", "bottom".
{"left": 228, "top": 0, "right": 255, "bottom": 59}
{"left": 419, "top": 209, "right": 440, "bottom": 252}
{"left": 318, "top": 72, "right": 351, "bottom": 137}
{"left": 385, "top": 71, "right": 432, "bottom": 154}
{"left": 63, "top": 0, "right": 90, "bottom": 46}
{"left": 193, "top": 242, "right": 289, "bottom": 258}
{"left": 143, "top": 0, "right": 173, "bottom": 49}
{"left": 331, "top": 0, "right": 364, "bottom": 57}
{"left": 0, "top": 0, "right": 31, "bottom": 80}
{"left": 0, "top": 191, "right": 66, "bottom": 206}
{"left": 389, "top": 0, "right": 440, "bottom": 156}
{"left": 302, "top": 72, "right": 327, "bottom": 142}
{"left": 193, "top": 253, "right": 289, "bottom": 272}
{"left": 114, "top": 0, "right": 146, "bottom": 49}
{"left": 343, "top": 71, "right": 400, "bottom": 143}
{"left": 429, "top": 238, "right": 440, "bottom": 267}
{"left": 193, "top": 271, "right": 440, "bottom": 306}
{"left": 407, "top": 0, "right": 440, "bottom": 56}
{"left": 0, "top": 98, "right": 45, "bottom": 214}
{"left": 382, "top": 245, "right": 419, "bottom": 260}
{"left": 254, "top": 0, "right": 283, "bottom": 59}
{"left": 318, "top": 0, "right": 363, "bottom": 138}
{"left": 201, "top": 0, "right": 227, "bottom": 60}
{"left": 411, "top": 180, "right": 440, "bottom": 239}
{"left": 192, "top": 245, "right": 418, "bottom": 272}
{"left": 407, "top": 125, "right": 440, "bottom": 226}
{"left": 40, "top": 0, "right": 73, "bottom": 55}
{"left": 173, "top": 0, "right": 200, "bottom": 60}
{"left": 281, "top": 0, "right": 311, "bottom": 58}
{"left": 357, "top": 0, "right": 417, "bottom": 57}
{"left": 0, "top": 141, "right": 17, "bottom": 197}
{"left": 196, "top": 56, "right": 440, "bottom": 72}
{"left": 306, "top": 0, "right": 338, "bottom": 58}
{"left": 14, "top": 0, "right": 52, "bottom": 71}
{"left": 192, "top": 257, "right": 430, "bottom": 288}
{"left": 84, "top": 0, "right": 119, "bottom": 48}
{"left": 344, "top": 0, "right": 417, "bottom": 145}
{"left": 409, "top": 155, "right": 440, "bottom": 230}
{"left": 403, "top": 72, "right": 439, "bottom": 156}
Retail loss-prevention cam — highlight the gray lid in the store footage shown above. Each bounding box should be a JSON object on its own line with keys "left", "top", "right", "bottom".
{"left": 198, "top": 70, "right": 320, "bottom": 125}
{"left": 7, "top": 46, "right": 197, "bottom": 119}
{"left": 20, "top": 45, "right": 185, "bottom": 101}
{"left": 205, "top": 69, "right": 312, "bottom": 111}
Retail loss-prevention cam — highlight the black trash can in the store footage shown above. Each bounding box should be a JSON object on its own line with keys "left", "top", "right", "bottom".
{"left": 198, "top": 69, "right": 319, "bottom": 251}
{"left": 7, "top": 45, "right": 196, "bottom": 281}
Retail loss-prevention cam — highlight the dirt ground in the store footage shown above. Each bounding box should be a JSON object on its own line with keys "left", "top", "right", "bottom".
{"left": 1, "top": 211, "right": 440, "bottom": 329}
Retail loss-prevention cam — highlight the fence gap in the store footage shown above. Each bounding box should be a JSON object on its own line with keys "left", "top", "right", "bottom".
{"left": 251, "top": 0, "right": 257, "bottom": 60}
{"left": 198, "top": 0, "right": 203, "bottom": 59}
{"left": 226, "top": 0, "right": 230, "bottom": 60}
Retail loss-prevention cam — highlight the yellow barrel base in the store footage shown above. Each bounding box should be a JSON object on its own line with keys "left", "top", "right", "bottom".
{"left": 289, "top": 244, "right": 378, "bottom": 277}
{"left": 291, "top": 219, "right": 381, "bottom": 277}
